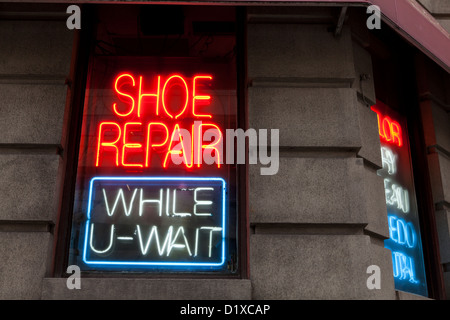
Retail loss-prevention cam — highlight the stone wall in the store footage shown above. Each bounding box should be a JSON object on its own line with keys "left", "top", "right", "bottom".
{"left": 0, "top": 9, "right": 73, "bottom": 299}
{"left": 246, "top": 7, "right": 396, "bottom": 299}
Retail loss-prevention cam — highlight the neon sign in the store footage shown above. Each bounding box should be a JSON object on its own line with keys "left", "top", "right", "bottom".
{"left": 96, "top": 73, "right": 222, "bottom": 169}
{"left": 69, "top": 52, "right": 238, "bottom": 273}
{"left": 371, "top": 108, "right": 403, "bottom": 147}
{"left": 372, "top": 102, "right": 427, "bottom": 296}
{"left": 83, "top": 177, "right": 226, "bottom": 267}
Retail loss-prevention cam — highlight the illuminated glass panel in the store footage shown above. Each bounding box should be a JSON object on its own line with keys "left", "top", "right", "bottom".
{"left": 372, "top": 101, "right": 428, "bottom": 296}
{"left": 68, "top": 6, "right": 238, "bottom": 274}
{"left": 83, "top": 177, "right": 226, "bottom": 268}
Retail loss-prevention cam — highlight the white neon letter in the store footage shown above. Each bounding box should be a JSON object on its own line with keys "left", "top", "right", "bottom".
{"left": 194, "top": 228, "right": 200, "bottom": 257}
{"left": 139, "top": 188, "right": 163, "bottom": 217}
{"left": 390, "top": 184, "right": 410, "bottom": 213}
{"left": 136, "top": 225, "right": 172, "bottom": 256}
{"left": 381, "top": 147, "right": 397, "bottom": 175}
{"left": 194, "top": 187, "right": 213, "bottom": 216}
{"left": 167, "top": 226, "right": 192, "bottom": 256}
{"left": 103, "top": 188, "right": 137, "bottom": 217}
{"left": 172, "top": 189, "right": 191, "bottom": 217}
{"left": 89, "top": 223, "right": 114, "bottom": 254}
{"left": 200, "top": 227, "right": 222, "bottom": 257}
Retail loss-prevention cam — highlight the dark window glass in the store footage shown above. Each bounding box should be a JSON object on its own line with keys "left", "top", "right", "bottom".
{"left": 68, "top": 5, "right": 238, "bottom": 274}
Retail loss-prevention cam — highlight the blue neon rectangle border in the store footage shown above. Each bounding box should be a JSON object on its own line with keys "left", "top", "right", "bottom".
{"left": 82, "top": 176, "right": 226, "bottom": 268}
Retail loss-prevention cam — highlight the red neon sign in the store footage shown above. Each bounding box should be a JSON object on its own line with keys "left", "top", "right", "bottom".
{"left": 113, "top": 73, "right": 213, "bottom": 119}
{"left": 96, "top": 73, "right": 221, "bottom": 169}
{"left": 371, "top": 106, "right": 403, "bottom": 147}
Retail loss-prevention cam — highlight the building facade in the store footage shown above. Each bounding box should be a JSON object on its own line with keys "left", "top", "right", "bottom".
{"left": 0, "top": 0, "right": 449, "bottom": 300}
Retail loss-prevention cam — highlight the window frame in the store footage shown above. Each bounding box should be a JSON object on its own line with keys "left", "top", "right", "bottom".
{"left": 52, "top": 4, "right": 249, "bottom": 279}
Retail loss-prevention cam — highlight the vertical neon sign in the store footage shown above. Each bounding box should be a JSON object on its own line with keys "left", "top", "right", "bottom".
{"left": 372, "top": 101, "right": 428, "bottom": 296}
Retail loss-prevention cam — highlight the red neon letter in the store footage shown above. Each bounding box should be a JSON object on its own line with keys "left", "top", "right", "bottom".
{"left": 163, "top": 123, "right": 192, "bottom": 168}
{"left": 382, "top": 117, "right": 393, "bottom": 143}
{"left": 96, "top": 122, "right": 122, "bottom": 167}
{"left": 162, "top": 75, "right": 189, "bottom": 119}
{"left": 390, "top": 121, "right": 403, "bottom": 147}
{"left": 113, "top": 73, "right": 136, "bottom": 117}
{"left": 371, "top": 106, "right": 403, "bottom": 147}
{"left": 122, "top": 122, "right": 143, "bottom": 167}
{"left": 197, "top": 123, "right": 222, "bottom": 168}
{"left": 371, "top": 107, "right": 383, "bottom": 138}
{"left": 145, "top": 122, "right": 169, "bottom": 167}
{"left": 138, "top": 75, "right": 160, "bottom": 117}
{"left": 192, "top": 75, "right": 213, "bottom": 118}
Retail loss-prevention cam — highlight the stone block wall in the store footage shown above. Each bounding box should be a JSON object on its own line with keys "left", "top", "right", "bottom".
{"left": 0, "top": 10, "right": 73, "bottom": 299}
{"left": 246, "top": 8, "right": 396, "bottom": 299}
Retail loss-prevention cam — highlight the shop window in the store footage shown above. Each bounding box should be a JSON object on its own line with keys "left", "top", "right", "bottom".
{"left": 66, "top": 5, "right": 240, "bottom": 274}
